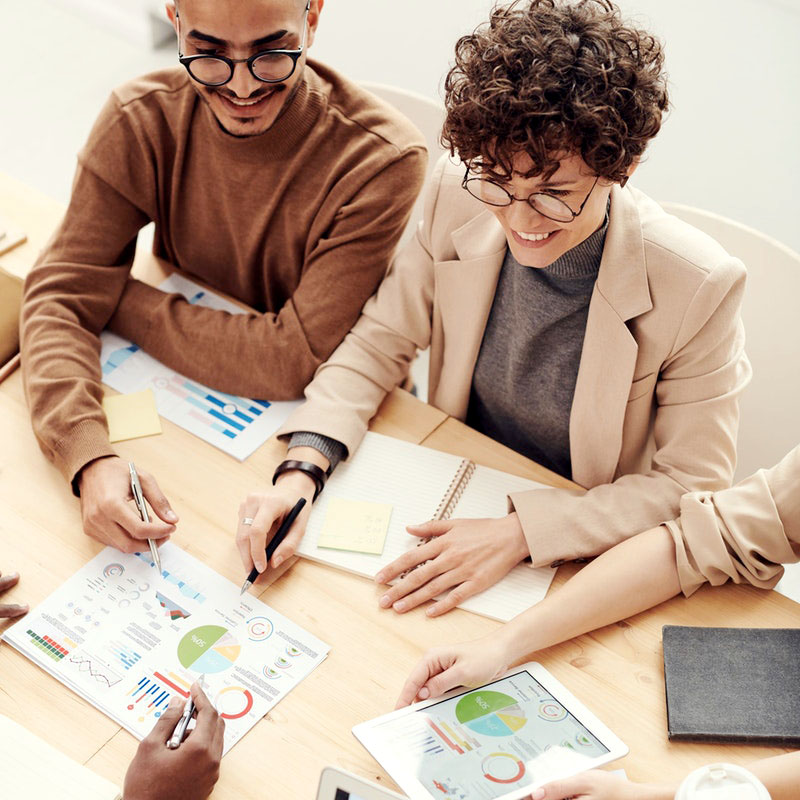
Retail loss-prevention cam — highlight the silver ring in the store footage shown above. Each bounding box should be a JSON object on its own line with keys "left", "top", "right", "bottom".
{"left": 242, "top": 517, "right": 254, "bottom": 526}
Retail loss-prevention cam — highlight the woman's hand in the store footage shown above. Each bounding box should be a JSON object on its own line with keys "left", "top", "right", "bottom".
{"left": 395, "top": 636, "right": 513, "bottom": 708}
{"left": 530, "top": 771, "right": 674, "bottom": 800}
{"left": 375, "top": 513, "right": 530, "bottom": 617}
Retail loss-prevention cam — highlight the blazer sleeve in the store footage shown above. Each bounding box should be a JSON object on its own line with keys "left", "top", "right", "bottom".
{"left": 665, "top": 444, "right": 800, "bottom": 596}
{"left": 274, "top": 158, "right": 449, "bottom": 453}
{"left": 511, "top": 257, "right": 751, "bottom": 567}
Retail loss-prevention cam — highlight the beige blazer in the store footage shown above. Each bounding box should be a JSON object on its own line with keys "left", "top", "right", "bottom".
{"left": 668, "top": 445, "right": 800, "bottom": 596}
{"left": 278, "top": 155, "right": 751, "bottom": 567}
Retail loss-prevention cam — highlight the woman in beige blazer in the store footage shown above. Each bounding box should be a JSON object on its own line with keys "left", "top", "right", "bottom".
{"left": 397, "top": 445, "right": 800, "bottom": 799}
{"left": 236, "top": 0, "right": 750, "bottom": 615}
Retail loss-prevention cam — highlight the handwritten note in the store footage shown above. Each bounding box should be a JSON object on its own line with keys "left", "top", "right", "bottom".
{"left": 103, "top": 389, "right": 162, "bottom": 442}
{"left": 317, "top": 497, "right": 392, "bottom": 555}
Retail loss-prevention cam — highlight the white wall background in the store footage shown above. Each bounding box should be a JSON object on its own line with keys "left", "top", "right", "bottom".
{"left": 2, "top": 0, "right": 799, "bottom": 251}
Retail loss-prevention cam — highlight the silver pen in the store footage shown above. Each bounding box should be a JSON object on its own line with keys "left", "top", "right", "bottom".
{"left": 167, "top": 675, "right": 204, "bottom": 749}
{"left": 128, "top": 461, "right": 162, "bottom": 573}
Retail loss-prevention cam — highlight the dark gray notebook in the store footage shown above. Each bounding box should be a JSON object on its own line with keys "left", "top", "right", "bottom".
{"left": 662, "top": 625, "right": 800, "bottom": 745}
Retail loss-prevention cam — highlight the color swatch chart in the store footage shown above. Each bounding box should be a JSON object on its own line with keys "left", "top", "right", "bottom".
{"left": 2, "top": 542, "right": 330, "bottom": 755}
{"left": 99, "top": 274, "right": 300, "bottom": 460}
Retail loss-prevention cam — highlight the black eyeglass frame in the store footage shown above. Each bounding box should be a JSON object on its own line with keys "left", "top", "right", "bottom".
{"left": 461, "top": 166, "right": 600, "bottom": 223}
{"left": 176, "top": 0, "right": 311, "bottom": 87}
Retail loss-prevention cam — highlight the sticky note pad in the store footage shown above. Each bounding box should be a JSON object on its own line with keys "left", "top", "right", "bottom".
{"left": 317, "top": 497, "right": 392, "bottom": 555}
{"left": 103, "top": 389, "right": 162, "bottom": 442}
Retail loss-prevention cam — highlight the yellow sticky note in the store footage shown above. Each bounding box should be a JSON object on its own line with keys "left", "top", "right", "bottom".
{"left": 317, "top": 496, "right": 393, "bottom": 555}
{"left": 103, "top": 389, "right": 162, "bottom": 443}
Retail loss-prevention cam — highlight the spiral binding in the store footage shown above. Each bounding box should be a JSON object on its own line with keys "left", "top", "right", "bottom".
{"left": 433, "top": 458, "right": 476, "bottom": 521}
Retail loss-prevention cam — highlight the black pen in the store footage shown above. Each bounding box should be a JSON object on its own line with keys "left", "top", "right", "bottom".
{"left": 239, "top": 497, "right": 307, "bottom": 595}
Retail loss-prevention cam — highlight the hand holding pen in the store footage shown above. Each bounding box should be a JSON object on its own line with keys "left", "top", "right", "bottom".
{"left": 123, "top": 680, "right": 224, "bottom": 800}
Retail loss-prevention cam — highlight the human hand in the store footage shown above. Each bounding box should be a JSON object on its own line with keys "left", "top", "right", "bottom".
{"left": 0, "top": 570, "right": 28, "bottom": 619}
{"left": 529, "top": 770, "right": 674, "bottom": 800}
{"left": 123, "top": 682, "right": 224, "bottom": 800}
{"left": 375, "top": 514, "right": 530, "bottom": 617}
{"left": 395, "top": 636, "right": 513, "bottom": 708}
{"left": 78, "top": 457, "right": 177, "bottom": 553}
{"left": 235, "top": 471, "right": 315, "bottom": 581}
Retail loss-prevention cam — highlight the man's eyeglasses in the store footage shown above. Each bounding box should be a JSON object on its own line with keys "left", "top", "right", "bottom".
{"left": 462, "top": 166, "right": 600, "bottom": 224}
{"left": 177, "top": 0, "right": 310, "bottom": 87}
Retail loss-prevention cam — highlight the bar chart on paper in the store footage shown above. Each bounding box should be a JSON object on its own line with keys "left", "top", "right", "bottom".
{"left": 99, "top": 275, "right": 300, "bottom": 460}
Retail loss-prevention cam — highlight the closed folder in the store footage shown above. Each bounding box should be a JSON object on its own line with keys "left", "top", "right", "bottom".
{"left": 662, "top": 625, "right": 800, "bottom": 745}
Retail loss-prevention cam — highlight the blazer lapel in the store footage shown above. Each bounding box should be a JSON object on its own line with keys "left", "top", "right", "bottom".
{"left": 570, "top": 186, "right": 653, "bottom": 488}
{"left": 432, "top": 210, "right": 507, "bottom": 419}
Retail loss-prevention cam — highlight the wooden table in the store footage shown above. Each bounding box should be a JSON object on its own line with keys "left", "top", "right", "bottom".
{"left": 1, "top": 175, "right": 797, "bottom": 797}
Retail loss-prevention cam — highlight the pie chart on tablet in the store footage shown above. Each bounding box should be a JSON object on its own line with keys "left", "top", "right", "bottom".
{"left": 455, "top": 690, "right": 528, "bottom": 737}
{"left": 177, "top": 625, "right": 241, "bottom": 673}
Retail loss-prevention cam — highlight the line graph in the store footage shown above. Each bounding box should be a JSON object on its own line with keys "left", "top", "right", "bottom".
{"left": 68, "top": 654, "right": 123, "bottom": 687}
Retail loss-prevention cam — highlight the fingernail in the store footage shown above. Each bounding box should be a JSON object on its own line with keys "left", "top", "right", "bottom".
{"left": 531, "top": 789, "right": 545, "bottom": 800}
{"left": 394, "top": 600, "right": 406, "bottom": 612}
{"left": 379, "top": 595, "right": 391, "bottom": 608}
{"left": 272, "top": 556, "right": 283, "bottom": 569}
{"left": 168, "top": 696, "right": 182, "bottom": 708}
{"left": 418, "top": 687, "right": 429, "bottom": 699}
{"left": 426, "top": 606, "right": 436, "bottom": 617}
{"left": 256, "top": 562, "right": 266, "bottom": 573}
{"left": 9, "top": 572, "right": 19, "bottom": 580}
{"left": 374, "top": 572, "right": 385, "bottom": 583}
{"left": 165, "top": 510, "right": 178, "bottom": 522}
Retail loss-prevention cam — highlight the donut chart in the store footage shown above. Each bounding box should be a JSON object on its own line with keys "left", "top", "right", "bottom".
{"left": 481, "top": 752, "right": 526, "bottom": 784}
{"left": 177, "top": 625, "right": 240, "bottom": 674}
{"left": 215, "top": 686, "right": 254, "bottom": 720}
{"left": 455, "top": 690, "right": 528, "bottom": 737}
{"left": 538, "top": 700, "right": 567, "bottom": 722}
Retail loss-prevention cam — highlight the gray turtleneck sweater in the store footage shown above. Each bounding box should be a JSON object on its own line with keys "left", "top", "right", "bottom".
{"left": 291, "top": 214, "right": 608, "bottom": 480}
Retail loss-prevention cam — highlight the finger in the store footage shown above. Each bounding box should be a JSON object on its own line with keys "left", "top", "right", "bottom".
{"left": 117, "top": 502, "right": 175, "bottom": 541}
{"left": 0, "top": 603, "right": 29, "bottom": 619}
{"left": 269, "top": 504, "right": 311, "bottom": 569}
{"left": 138, "top": 470, "right": 179, "bottom": 524}
{"left": 190, "top": 684, "right": 220, "bottom": 746}
{"left": 236, "top": 499, "right": 258, "bottom": 572}
{"left": 405, "top": 519, "right": 454, "bottom": 537}
{"left": 389, "top": 571, "right": 462, "bottom": 614}
{"left": 426, "top": 580, "right": 480, "bottom": 618}
{"left": 248, "top": 499, "right": 287, "bottom": 574}
{"left": 374, "top": 538, "right": 442, "bottom": 585}
{"left": 396, "top": 656, "right": 439, "bottom": 708}
{"left": 379, "top": 559, "right": 446, "bottom": 609}
{"left": 146, "top": 695, "right": 185, "bottom": 741}
{"left": 532, "top": 774, "right": 589, "bottom": 800}
{"left": 252, "top": 555, "right": 298, "bottom": 589}
{"left": 0, "top": 572, "right": 20, "bottom": 593}
{"left": 420, "top": 664, "right": 469, "bottom": 702}
{"left": 85, "top": 518, "right": 149, "bottom": 554}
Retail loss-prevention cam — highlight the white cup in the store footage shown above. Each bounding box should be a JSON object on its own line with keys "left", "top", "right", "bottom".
{"left": 674, "top": 763, "right": 771, "bottom": 799}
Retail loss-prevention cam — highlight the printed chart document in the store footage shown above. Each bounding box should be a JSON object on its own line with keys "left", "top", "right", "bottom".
{"left": 2, "top": 542, "right": 329, "bottom": 755}
{"left": 300, "top": 433, "right": 557, "bottom": 622}
{"left": 100, "top": 274, "right": 300, "bottom": 460}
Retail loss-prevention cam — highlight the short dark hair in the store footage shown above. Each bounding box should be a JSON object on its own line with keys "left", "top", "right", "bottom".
{"left": 442, "top": 0, "right": 669, "bottom": 181}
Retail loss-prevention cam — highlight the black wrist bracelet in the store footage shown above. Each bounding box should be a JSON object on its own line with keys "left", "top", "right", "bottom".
{"left": 272, "top": 459, "right": 328, "bottom": 501}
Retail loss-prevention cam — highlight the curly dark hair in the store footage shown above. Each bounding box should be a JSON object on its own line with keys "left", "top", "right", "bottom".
{"left": 443, "top": 0, "right": 669, "bottom": 182}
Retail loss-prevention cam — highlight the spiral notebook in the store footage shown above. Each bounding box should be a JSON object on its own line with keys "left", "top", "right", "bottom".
{"left": 298, "top": 432, "right": 557, "bottom": 621}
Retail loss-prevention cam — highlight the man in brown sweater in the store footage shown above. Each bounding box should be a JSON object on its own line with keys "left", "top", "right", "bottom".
{"left": 20, "top": 0, "right": 426, "bottom": 554}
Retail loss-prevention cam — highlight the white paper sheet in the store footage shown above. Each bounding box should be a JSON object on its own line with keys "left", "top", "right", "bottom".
{"left": 100, "top": 275, "right": 300, "bottom": 460}
{"left": 2, "top": 542, "right": 329, "bottom": 755}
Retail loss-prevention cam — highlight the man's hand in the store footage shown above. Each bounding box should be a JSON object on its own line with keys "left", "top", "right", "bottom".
{"left": 529, "top": 770, "right": 674, "bottom": 800}
{"left": 0, "top": 570, "right": 28, "bottom": 619}
{"left": 78, "top": 457, "right": 177, "bottom": 553}
{"left": 123, "top": 683, "right": 224, "bottom": 800}
{"left": 396, "top": 637, "right": 512, "bottom": 708}
{"left": 375, "top": 513, "right": 530, "bottom": 617}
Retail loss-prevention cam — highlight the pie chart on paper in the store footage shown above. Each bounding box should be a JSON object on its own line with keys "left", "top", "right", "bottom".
{"left": 177, "top": 625, "right": 241, "bottom": 673}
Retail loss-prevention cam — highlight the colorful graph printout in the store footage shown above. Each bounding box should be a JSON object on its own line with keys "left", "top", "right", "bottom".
{"left": 99, "top": 274, "right": 300, "bottom": 460}
{"left": 2, "top": 542, "right": 329, "bottom": 755}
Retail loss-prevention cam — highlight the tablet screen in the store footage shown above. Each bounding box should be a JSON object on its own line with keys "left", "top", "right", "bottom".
{"left": 365, "top": 671, "right": 609, "bottom": 798}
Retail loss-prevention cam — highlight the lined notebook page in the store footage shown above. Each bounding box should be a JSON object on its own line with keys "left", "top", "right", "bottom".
{"left": 0, "top": 716, "right": 120, "bottom": 800}
{"left": 299, "top": 433, "right": 557, "bottom": 621}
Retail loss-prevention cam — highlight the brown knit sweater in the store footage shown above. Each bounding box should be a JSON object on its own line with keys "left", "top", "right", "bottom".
{"left": 21, "top": 61, "right": 426, "bottom": 486}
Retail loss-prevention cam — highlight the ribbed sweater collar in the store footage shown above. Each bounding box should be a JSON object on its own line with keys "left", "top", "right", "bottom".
{"left": 199, "top": 67, "right": 323, "bottom": 161}
{"left": 541, "top": 204, "right": 610, "bottom": 279}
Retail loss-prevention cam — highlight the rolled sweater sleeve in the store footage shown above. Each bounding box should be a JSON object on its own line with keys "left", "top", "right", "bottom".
{"left": 666, "top": 445, "right": 800, "bottom": 596}
{"left": 107, "top": 149, "right": 427, "bottom": 400}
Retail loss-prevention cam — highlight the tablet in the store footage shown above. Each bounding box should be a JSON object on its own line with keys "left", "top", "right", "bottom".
{"left": 316, "top": 766, "right": 407, "bottom": 799}
{"left": 352, "top": 662, "right": 628, "bottom": 800}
